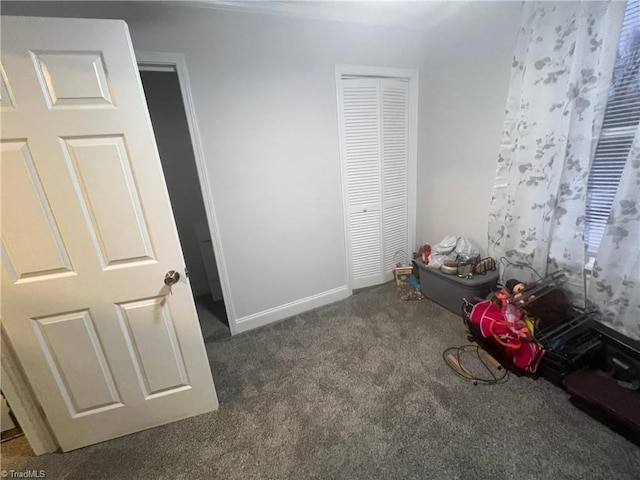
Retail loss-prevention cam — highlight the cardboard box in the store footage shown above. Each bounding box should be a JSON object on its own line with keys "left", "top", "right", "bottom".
{"left": 393, "top": 266, "right": 414, "bottom": 286}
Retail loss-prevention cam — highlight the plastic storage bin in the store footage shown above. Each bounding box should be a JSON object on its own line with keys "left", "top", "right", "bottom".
{"left": 414, "top": 260, "right": 499, "bottom": 315}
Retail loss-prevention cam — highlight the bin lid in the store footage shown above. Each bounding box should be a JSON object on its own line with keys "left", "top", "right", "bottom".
{"left": 414, "top": 259, "right": 499, "bottom": 286}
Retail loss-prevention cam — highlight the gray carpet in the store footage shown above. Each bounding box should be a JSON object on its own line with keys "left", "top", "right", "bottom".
{"left": 2, "top": 283, "right": 639, "bottom": 479}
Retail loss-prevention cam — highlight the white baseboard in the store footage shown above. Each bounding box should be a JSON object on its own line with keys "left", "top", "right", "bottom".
{"left": 233, "top": 285, "right": 351, "bottom": 334}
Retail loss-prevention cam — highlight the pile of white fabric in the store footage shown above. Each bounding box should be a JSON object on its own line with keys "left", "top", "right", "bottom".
{"left": 428, "top": 235, "right": 482, "bottom": 269}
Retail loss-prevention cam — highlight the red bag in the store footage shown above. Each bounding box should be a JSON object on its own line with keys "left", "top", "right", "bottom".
{"left": 469, "top": 300, "right": 545, "bottom": 373}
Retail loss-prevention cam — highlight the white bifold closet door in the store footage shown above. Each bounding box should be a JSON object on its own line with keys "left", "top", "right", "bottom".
{"left": 339, "top": 77, "right": 409, "bottom": 289}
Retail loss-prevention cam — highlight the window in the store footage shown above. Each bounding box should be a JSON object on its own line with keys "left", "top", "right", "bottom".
{"left": 585, "top": 0, "right": 640, "bottom": 254}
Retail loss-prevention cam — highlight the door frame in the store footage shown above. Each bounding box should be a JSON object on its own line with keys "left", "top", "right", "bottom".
{"left": 335, "top": 64, "right": 419, "bottom": 291}
{"left": 136, "top": 51, "right": 238, "bottom": 335}
{"left": 1, "top": 328, "right": 59, "bottom": 454}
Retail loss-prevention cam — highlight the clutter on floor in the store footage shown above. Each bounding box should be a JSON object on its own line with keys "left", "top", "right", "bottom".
{"left": 414, "top": 235, "right": 638, "bottom": 443}
{"left": 413, "top": 236, "right": 499, "bottom": 312}
{"left": 464, "top": 272, "right": 601, "bottom": 380}
{"left": 442, "top": 342, "right": 508, "bottom": 386}
{"left": 393, "top": 250, "right": 424, "bottom": 301}
{"left": 396, "top": 282, "right": 424, "bottom": 301}
{"left": 413, "top": 236, "right": 498, "bottom": 313}
{"left": 425, "top": 235, "right": 483, "bottom": 273}
{"left": 415, "top": 260, "right": 499, "bottom": 314}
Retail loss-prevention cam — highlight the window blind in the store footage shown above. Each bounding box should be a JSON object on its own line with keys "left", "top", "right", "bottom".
{"left": 585, "top": 0, "right": 640, "bottom": 254}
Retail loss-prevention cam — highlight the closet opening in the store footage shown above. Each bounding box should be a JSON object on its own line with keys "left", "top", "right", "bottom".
{"left": 139, "top": 64, "right": 230, "bottom": 342}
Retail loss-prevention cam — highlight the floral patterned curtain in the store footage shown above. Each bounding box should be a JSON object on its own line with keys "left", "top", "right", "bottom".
{"left": 488, "top": 1, "right": 625, "bottom": 305}
{"left": 589, "top": 127, "right": 640, "bottom": 340}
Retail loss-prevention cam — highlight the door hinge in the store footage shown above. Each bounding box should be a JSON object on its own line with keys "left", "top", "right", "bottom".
{"left": 184, "top": 267, "right": 189, "bottom": 278}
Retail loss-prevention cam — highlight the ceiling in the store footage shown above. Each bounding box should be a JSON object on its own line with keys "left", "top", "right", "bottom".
{"left": 159, "top": 1, "right": 466, "bottom": 32}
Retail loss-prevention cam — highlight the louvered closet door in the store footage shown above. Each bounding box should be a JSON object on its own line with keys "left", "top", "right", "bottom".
{"left": 381, "top": 79, "right": 409, "bottom": 277}
{"left": 339, "top": 77, "right": 409, "bottom": 289}
{"left": 341, "top": 78, "right": 384, "bottom": 288}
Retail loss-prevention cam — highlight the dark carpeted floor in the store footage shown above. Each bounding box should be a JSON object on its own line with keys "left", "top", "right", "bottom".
{"left": 195, "top": 294, "right": 231, "bottom": 342}
{"left": 2, "top": 282, "right": 639, "bottom": 479}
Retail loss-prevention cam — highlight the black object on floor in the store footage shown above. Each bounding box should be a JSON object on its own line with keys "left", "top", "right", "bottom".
{"left": 565, "top": 370, "right": 640, "bottom": 445}
{"left": 534, "top": 310, "right": 602, "bottom": 386}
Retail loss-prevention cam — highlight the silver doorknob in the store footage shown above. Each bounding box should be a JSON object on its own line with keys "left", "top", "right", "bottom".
{"left": 164, "top": 270, "right": 180, "bottom": 286}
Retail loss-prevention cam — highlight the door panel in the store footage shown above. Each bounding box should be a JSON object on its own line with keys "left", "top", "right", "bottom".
{"left": 348, "top": 209, "right": 382, "bottom": 288}
{"left": 381, "top": 83, "right": 408, "bottom": 204}
{"left": 61, "top": 135, "right": 155, "bottom": 268}
{"left": 342, "top": 81, "right": 380, "bottom": 207}
{"left": 115, "top": 297, "right": 189, "bottom": 398}
{"left": 381, "top": 79, "right": 409, "bottom": 276}
{"left": 1, "top": 141, "right": 74, "bottom": 282}
{"left": 383, "top": 202, "right": 408, "bottom": 273}
{"left": 340, "top": 79, "right": 384, "bottom": 288}
{"left": 1, "top": 16, "right": 218, "bottom": 451}
{"left": 32, "top": 51, "right": 114, "bottom": 108}
{"left": 31, "top": 310, "right": 122, "bottom": 417}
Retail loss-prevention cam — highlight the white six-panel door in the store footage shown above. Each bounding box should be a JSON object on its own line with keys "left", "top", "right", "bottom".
{"left": 338, "top": 76, "right": 410, "bottom": 289}
{"left": 1, "top": 16, "right": 218, "bottom": 451}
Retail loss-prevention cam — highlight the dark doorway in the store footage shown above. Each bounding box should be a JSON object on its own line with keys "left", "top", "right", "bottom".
{"left": 140, "top": 69, "right": 229, "bottom": 342}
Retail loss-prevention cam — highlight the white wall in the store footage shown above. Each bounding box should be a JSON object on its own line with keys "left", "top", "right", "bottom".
{"left": 416, "top": 1, "right": 521, "bottom": 253}
{"left": 2, "top": 1, "right": 430, "bottom": 332}
{"left": 3, "top": 1, "right": 521, "bottom": 331}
